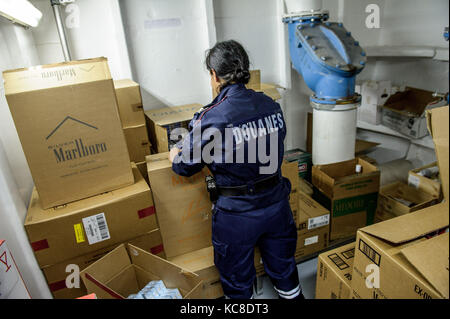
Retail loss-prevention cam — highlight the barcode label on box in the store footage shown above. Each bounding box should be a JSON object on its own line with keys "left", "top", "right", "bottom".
{"left": 304, "top": 235, "right": 319, "bottom": 246}
{"left": 308, "top": 214, "right": 330, "bottom": 230}
{"left": 82, "top": 213, "right": 110, "bottom": 245}
{"left": 408, "top": 174, "right": 420, "bottom": 189}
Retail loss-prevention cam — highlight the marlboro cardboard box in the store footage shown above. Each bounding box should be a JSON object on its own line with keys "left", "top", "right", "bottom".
{"left": 3, "top": 57, "right": 134, "bottom": 209}
{"left": 25, "top": 166, "right": 157, "bottom": 267}
{"left": 316, "top": 242, "right": 355, "bottom": 299}
{"left": 0, "top": 240, "right": 31, "bottom": 299}
{"left": 81, "top": 244, "right": 204, "bottom": 299}
{"left": 123, "top": 124, "right": 151, "bottom": 163}
{"left": 42, "top": 229, "right": 164, "bottom": 299}
{"left": 113, "top": 79, "right": 145, "bottom": 127}
{"left": 146, "top": 153, "right": 212, "bottom": 258}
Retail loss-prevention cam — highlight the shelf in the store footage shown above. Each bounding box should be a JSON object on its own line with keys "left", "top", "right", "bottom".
{"left": 357, "top": 120, "right": 435, "bottom": 149}
{"left": 365, "top": 45, "right": 449, "bottom": 61}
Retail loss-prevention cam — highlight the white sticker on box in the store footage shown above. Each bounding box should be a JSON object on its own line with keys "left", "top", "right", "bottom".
{"left": 304, "top": 235, "right": 319, "bottom": 246}
{"left": 408, "top": 174, "right": 420, "bottom": 189}
{"left": 308, "top": 214, "right": 330, "bottom": 230}
{"left": 82, "top": 213, "right": 110, "bottom": 245}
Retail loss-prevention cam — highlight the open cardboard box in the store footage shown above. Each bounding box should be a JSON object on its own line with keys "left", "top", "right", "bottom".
{"left": 381, "top": 87, "right": 442, "bottom": 139}
{"left": 81, "top": 244, "right": 204, "bottom": 299}
{"left": 376, "top": 181, "right": 439, "bottom": 221}
{"left": 408, "top": 162, "right": 442, "bottom": 199}
{"left": 352, "top": 105, "right": 449, "bottom": 299}
{"left": 312, "top": 158, "right": 380, "bottom": 240}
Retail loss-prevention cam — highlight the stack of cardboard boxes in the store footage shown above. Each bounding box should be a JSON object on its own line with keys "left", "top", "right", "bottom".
{"left": 315, "top": 105, "right": 449, "bottom": 299}
{"left": 114, "top": 79, "right": 152, "bottom": 181}
{"left": 3, "top": 58, "right": 163, "bottom": 299}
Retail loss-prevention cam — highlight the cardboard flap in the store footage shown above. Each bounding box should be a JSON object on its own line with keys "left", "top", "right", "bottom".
{"left": 127, "top": 244, "right": 202, "bottom": 294}
{"left": 361, "top": 203, "right": 449, "bottom": 244}
{"left": 400, "top": 232, "right": 449, "bottom": 299}
{"left": 3, "top": 57, "right": 111, "bottom": 95}
{"left": 81, "top": 244, "right": 131, "bottom": 284}
{"left": 144, "top": 104, "right": 201, "bottom": 126}
{"left": 355, "top": 139, "right": 380, "bottom": 155}
{"left": 427, "top": 106, "right": 449, "bottom": 201}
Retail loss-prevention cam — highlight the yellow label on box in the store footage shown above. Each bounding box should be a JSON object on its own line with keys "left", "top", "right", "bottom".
{"left": 74, "top": 223, "right": 85, "bottom": 244}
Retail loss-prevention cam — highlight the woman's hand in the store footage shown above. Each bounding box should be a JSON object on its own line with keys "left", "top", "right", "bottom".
{"left": 168, "top": 147, "right": 181, "bottom": 163}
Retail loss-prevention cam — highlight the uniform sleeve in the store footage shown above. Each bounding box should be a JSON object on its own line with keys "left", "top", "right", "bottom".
{"left": 171, "top": 115, "right": 210, "bottom": 177}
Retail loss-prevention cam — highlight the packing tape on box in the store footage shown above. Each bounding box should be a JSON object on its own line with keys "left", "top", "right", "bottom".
{"left": 84, "top": 273, "right": 125, "bottom": 299}
{"left": 48, "top": 280, "right": 67, "bottom": 292}
{"left": 138, "top": 206, "right": 156, "bottom": 219}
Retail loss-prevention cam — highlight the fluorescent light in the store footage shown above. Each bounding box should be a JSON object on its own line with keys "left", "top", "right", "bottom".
{"left": 0, "top": 0, "right": 43, "bottom": 28}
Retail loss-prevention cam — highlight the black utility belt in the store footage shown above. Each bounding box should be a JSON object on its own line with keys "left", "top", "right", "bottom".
{"left": 205, "top": 174, "right": 281, "bottom": 203}
{"left": 222, "top": 175, "right": 281, "bottom": 196}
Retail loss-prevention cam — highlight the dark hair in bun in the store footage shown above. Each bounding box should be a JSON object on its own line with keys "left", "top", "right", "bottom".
{"left": 206, "top": 40, "right": 251, "bottom": 91}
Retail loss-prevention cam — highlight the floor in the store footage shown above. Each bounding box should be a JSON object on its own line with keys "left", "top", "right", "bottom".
{"left": 254, "top": 257, "right": 318, "bottom": 299}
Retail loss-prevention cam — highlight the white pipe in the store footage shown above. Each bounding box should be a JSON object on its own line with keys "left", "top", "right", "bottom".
{"left": 51, "top": 3, "right": 71, "bottom": 61}
{"left": 284, "top": 0, "right": 323, "bottom": 14}
{"left": 312, "top": 108, "right": 358, "bottom": 165}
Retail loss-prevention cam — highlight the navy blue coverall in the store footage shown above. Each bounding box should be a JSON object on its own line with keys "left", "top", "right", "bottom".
{"left": 172, "top": 83, "right": 300, "bottom": 299}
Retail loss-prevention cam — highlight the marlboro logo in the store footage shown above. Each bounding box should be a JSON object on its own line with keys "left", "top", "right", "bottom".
{"left": 52, "top": 138, "right": 107, "bottom": 163}
{"left": 41, "top": 67, "right": 76, "bottom": 81}
{"left": 46, "top": 116, "right": 107, "bottom": 163}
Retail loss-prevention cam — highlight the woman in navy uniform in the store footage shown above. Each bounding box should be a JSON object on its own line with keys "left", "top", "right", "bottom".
{"left": 169, "top": 40, "right": 303, "bottom": 300}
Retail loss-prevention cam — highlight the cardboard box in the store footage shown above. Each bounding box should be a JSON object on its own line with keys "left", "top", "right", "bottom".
{"left": 358, "top": 80, "right": 391, "bottom": 125}
{"left": 295, "top": 192, "right": 330, "bottom": 259}
{"left": 351, "top": 204, "right": 449, "bottom": 299}
{"left": 426, "top": 106, "right": 449, "bottom": 201}
{"left": 145, "top": 104, "right": 202, "bottom": 153}
{"left": 408, "top": 162, "right": 442, "bottom": 199}
{"left": 312, "top": 158, "right": 380, "bottom": 241}
{"left": 136, "top": 161, "right": 148, "bottom": 184}
{"left": 147, "top": 153, "right": 212, "bottom": 258}
{"left": 246, "top": 70, "right": 281, "bottom": 101}
{"left": 113, "top": 79, "right": 145, "bottom": 127}
{"left": 376, "top": 181, "right": 438, "bottom": 221}
{"left": 0, "top": 240, "right": 31, "bottom": 299}
{"left": 299, "top": 177, "right": 313, "bottom": 196}
{"left": 123, "top": 125, "right": 151, "bottom": 163}
{"left": 381, "top": 87, "right": 441, "bottom": 139}
{"left": 168, "top": 246, "right": 264, "bottom": 299}
{"left": 25, "top": 166, "right": 158, "bottom": 267}
{"left": 3, "top": 57, "right": 134, "bottom": 209}
{"left": 284, "top": 149, "right": 313, "bottom": 182}
{"left": 211, "top": 70, "right": 281, "bottom": 101}
{"left": 282, "top": 160, "right": 300, "bottom": 222}
{"left": 81, "top": 244, "right": 204, "bottom": 299}
{"left": 42, "top": 229, "right": 164, "bottom": 299}
{"left": 297, "top": 191, "right": 330, "bottom": 232}
{"left": 352, "top": 106, "right": 449, "bottom": 299}
{"left": 316, "top": 242, "right": 355, "bottom": 299}
{"left": 295, "top": 228, "right": 329, "bottom": 260}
